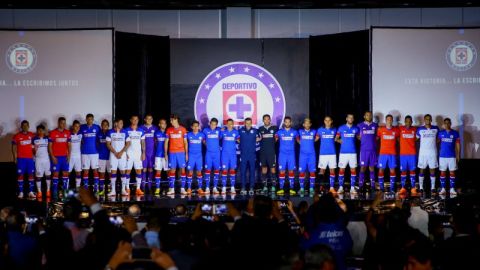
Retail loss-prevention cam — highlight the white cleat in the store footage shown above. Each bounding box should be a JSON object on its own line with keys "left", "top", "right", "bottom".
{"left": 166, "top": 188, "right": 175, "bottom": 195}
{"left": 439, "top": 188, "right": 446, "bottom": 195}
{"left": 337, "top": 186, "right": 344, "bottom": 194}
{"left": 449, "top": 188, "right": 457, "bottom": 196}
{"left": 213, "top": 187, "right": 220, "bottom": 194}
{"left": 221, "top": 187, "right": 227, "bottom": 195}
{"left": 230, "top": 187, "right": 236, "bottom": 194}
{"left": 28, "top": 192, "right": 36, "bottom": 198}
{"left": 108, "top": 190, "right": 117, "bottom": 197}
{"left": 121, "top": 189, "right": 129, "bottom": 196}
{"left": 350, "top": 187, "right": 357, "bottom": 195}
{"left": 205, "top": 187, "right": 211, "bottom": 194}
{"left": 180, "top": 188, "right": 187, "bottom": 195}
{"left": 17, "top": 192, "right": 24, "bottom": 198}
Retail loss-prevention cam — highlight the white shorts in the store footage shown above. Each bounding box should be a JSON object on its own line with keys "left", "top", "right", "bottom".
{"left": 155, "top": 157, "right": 168, "bottom": 171}
{"left": 318, "top": 155, "right": 337, "bottom": 169}
{"left": 69, "top": 156, "right": 82, "bottom": 172}
{"left": 417, "top": 154, "right": 438, "bottom": 169}
{"left": 35, "top": 158, "right": 51, "bottom": 177}
{"left": 338, "top": 153, "right": 357, "bottom": 169}
{"left": 439, "top": 157, "right": 457, "bottom": 171}
{"left": 98, "top": 159, "right": 111, "bottom": 173}
{"left": 110, "top": 153, "right": 127, "bottom": 171}
{"left": 82, "top": 154, "right": 99, "bottom": 170}
{"left": 127, "top": 157, "right": 143, "bottom": 170}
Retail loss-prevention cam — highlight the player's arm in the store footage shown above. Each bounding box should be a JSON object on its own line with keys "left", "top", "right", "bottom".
{"left": 184, "top": 138, "right": 188, "bottom": 160}
{"left": 455, "top": 138, "right": 461, "bottom": 163}
{"left": 141, "top": 137, "right": 146, "bottom": 160}
{"left": 11, "top": 141, "right": 17, "bottom": 163}
{"left": 48, "top": 141, "right": 57, "bottom": 164}
{"left": 164, "top": 138, "right": 169, "bottom": 161}
{"left": 255, "top": 130, "right": 262, "bottom": 142}
{"left": 106, "top": 140, "right": 115, "bottom": 154}
{"left": 315, "top": 133, "right": 320, "bottom": 142}
{"left": 296, "top": 134, "right": 300, "bottom": 144}
{"left": 335, "top": 133, "right": 342, "bottom": 144}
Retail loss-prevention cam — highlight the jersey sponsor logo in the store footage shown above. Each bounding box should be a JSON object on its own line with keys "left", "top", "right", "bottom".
{"left": 343, "top": 133, "right": 355, "bottom": 138}
{"left": 382, "top": 135, "right": 395, "bottom": 140}
{"left": 446, "top": 40, "right": 477, "bottom": 71}
{"left": 402, "top": 133, "right": 415, "bottom": 138}
{"left": 55, "top": 138, "right": 68, "bottom": 143}
{"left": 156, "top": 137, "right": 165, "bottom": 142}
{"left": 189, "top": 139, "right": 202, "bottom": 144}
{"left": 19, "top": 140, "right": 31, "bottom": 145}
{"left": 5, "top": 43, "right": 37, "bottom": 74}
{"left": 170, "top": 133, "right": 183, "bottom": 139}
{"left": 322, "top": 134, "right": 335, "bottom": 139}
{"left": 362, "top": 129, "right": 375, "bottom": 134}
{"left": 224, "top": 136, "right": 235, "bottom": 141}
{"left": 207, "top": 134, "right": 219, "bottom": 139}
{"left": 195, "top": 61, "right": 285, "bottom": 127}
{"left": 262, "top": 133, "right": 274, "bottom": 138}
{"left": 83, "top": 133, "right": 97, "bottom": 138}
{"left": 302, "top": 135, "right": 314, "bottom": 140}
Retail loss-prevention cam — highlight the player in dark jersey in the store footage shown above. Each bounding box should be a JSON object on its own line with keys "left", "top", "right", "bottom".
{"left": 258, "top": 114, "right": 278, "bottom": 194}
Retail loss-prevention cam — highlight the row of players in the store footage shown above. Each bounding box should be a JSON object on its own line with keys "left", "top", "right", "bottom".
{"left": 12, "top": 111, "right": 459, "bottom": 198}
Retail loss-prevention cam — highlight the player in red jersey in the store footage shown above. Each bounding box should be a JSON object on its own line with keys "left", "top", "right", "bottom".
{"left": 377, "top": 114, "right": 399, "bottom": 192}
{"left": 399, "top": 115, "right": 418, "bottom": 195}
{"left": 11, "top": 120, "right": 35, "bottom": 198}
{"left": 164, "top": 114, "right": 188, "bottom": 195}
{"left": 48, "top": 117, "right": 71, "bottom": 198}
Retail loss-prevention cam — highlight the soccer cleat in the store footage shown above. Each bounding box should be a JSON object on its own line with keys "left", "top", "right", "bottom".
{"left": 298, "top": 188, "right": 305, "bottom": 196}
{"left": 166, "top": 188, "right": 175, "bottom": 195}
{"left": 289, "top": 189, "right": 296, "bottom": 195}
{"left": 410, "top": 188, "right": 418, "bottom": 196}
{"left": 240, "top": 189, "right": 247, "bottom": 195}
{"left": 108, "top": 190, "right": 117, "bottom": 197}
{"left": 213, "top": 187, "right": 220, "bottom": 194}
{"left": 122, "top": 188, "right": 130, "bottom": 196}
{"left": 449, "top": 188, "right": 457, "bottom": 196}
{"left": 271, "top": 186, "right": 276, "bottom": 193}
{"left": 17, "top": 192, "right": 24, "bottom": 199}
{"left": 197, "top": 188, "right": 205, "bottom": 195}
{"left": 205, "top": 187, "right": 211, "bottom": 194}
{"left": 276, "top": 189, "right": 285, "bottom": 195}
{"left": 154, "top": 188, "right": 161, "bottom": 196}
{"left": 350, "top": 187, "right": 357, "bottom": 195}
{"left": 186, "top": 188, "right": 192, "bottom": 195}
{"left": 262, "top": 186, "right": 268, "bottom": 194}
{"left": 97, "top": 190, "right": 105, "bottom": 196}
{"left": 309, "top": 188, "right": 315, "bottom": 195}
{"left": 248, "top": 189, "right": 255, "bottom": 195}
{"left": 221, "top": 187, "right": 226, "bottom": 195}
{"left": 180, "top": 188, "right": 187, "bottom": 195}
{"left": 135, "top": 188, "right": 144, "bottom": 196}
{"left": 337, "top": 186, "right": 344, "bottom": 194}
{"left": 399, "top": 187, "right": 407, "bottom": 196}
{"left": 46, "top": 190, "right": 51, "bottom": 198}
{"left": 439, "top": 188, "right": 446, "bottom": 195}
{"left": 36, "top": 191, "right": 42, "bottom": 199}
{"left": 329, "top": 187, "right": 336, "bottom": 194}
{"left": 28, "top": 192, "right": 36, "bottom": 198}
{"left": 230, "top": 187, "right": 236, "bottom": 194}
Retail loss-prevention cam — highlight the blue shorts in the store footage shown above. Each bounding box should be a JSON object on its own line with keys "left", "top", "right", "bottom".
{"left": 400, "top": 155, "right": 417, "bottom": 171}
{"left": 187, "top": 153, "right": 203, "bottom": 171}
{"left": 298, "top": 153, "right": 316, "bottom": 173}
{"left": 142, "top": 153, "right": 155, "bottom": 169}
{"left": 278, "top": 152, "right": 296, "bottom": 171}
{"left": 205, "top": 151, "right": 221, "bottom": 170}
{"left": 221, "top": 151, "right": 237, "bottom": 170}
{"left": 51, "top": 156, "right": 69, "bottom": 172}
{"left": 378, "top": 154, "right": 397, "bottom": 169}
{"left": 17, "top": 158, "right": 35, "bottom": 175}
{"left": 168, "top": 152, "right": 186, "bottom": 169}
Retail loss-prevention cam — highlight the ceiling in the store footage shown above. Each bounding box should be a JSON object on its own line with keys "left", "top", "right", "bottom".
{"left": 1, "top": 0, "right": 480, "bottom": 10}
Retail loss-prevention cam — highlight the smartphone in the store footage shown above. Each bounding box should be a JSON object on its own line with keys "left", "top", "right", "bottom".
{"left": 109, "top": 216, "right": 124, "bottom": 225}
{"left": 213, "top": 204, "right": 227, "bottom": 215}
{"left": 132, "top": 247, "right": 152, "bottom": 260}
{"left": 201, "top": 204, "right": 213, "bottom": 215}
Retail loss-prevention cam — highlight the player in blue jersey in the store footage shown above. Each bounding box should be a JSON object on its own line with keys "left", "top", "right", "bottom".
{"left": 297, "top": 118, "right": 318, "bottom": 195}
{"left": 125, "top": 115, "right": 146, "bottom": 196}
{"left": 186, "top": 120, "right": 204, "bottom": 195}
{"left": 97, "top": 119, "right": 110, "bottom": 196}
{"left": 203, "top": 118, "right": 222, "bottom": 194}
{"left": 221, "top": 119, "right": 239, "bottom": 195}
{"left": 141, "top": 114, "right": 158, "bottom": 192}
{"left": 335, "top": 114, "right": 359, "bottom": 194}
{"left": 276, "top": 116, "right": 299, "bottom": 195}
{"left": 153, "top": 118, "right": 168, "bottom": 196}
{"left": 316, "top": 116, "right": 337, "bottom": 193}
{"left": 106, "top": 119, "right": 131, "bottom": 196}
{"left": 438, "top": 118, "right": 460, "bottom": 196}
{"left": 79, "top": 113, "right": 101, "bottom": 191}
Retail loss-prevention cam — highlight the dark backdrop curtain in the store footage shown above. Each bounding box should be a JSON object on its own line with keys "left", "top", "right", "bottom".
{"left": 309, "top": 30, "right": 370, "bottom": 128}
{"left": 114, "top": 32, "right": 170, "bottom": 122}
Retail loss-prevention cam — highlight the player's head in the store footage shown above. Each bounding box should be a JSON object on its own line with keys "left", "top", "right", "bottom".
{"left": 284, "top": 116, "right": 292, "bottom": 128}
{"left": 263, "top": 114, "right": 271, "bottom": 126}
{"left": 404, "top": 115, "right": 413, "bottom": 127}
{"left": 346, "top": 114, "right": 354, "bottom": 125}
{"left": 424, "top": 114, "right": 432, "bottom": 126}
{"left": 36, "top": 124, "right": 45, "bottom": 136}
{"left": 444, "top": 118, "right": 452, "bottom": 130}
{"left": 72, "top": 120, "right": 80, "bottom": 133}
{"left": 324, "top": 116, "right": 333, "bottom": 128}
{"left": 226, "top": 118, "right": 234, "bottom": 130}
{"left": 101, "top": 119, "right": 109, "bottom": 131}
{"left": 385, "top": 114, "right": 393, "bottom": 126}
{"left": 158, "top": 118, "right": 167, "bottom": 130}
{"left": 20, "top": 120, "right": 29, "bottom": 132}
{"left": 303, "top": 117, "right": 312, "bottom": 130}
{"left": 144, "top": 114, "right": 153, "bottom": 125}
{"left": 114, "top": 118, "right": 124, "bottom": 130}
{"left": 170, "top": 114, "right": 180, "bottom": 127}
{"left": 245, "top": 117, "right": 253, "bottom": 128}
{"left": 364, "top": 111, "right": 373, "bottom": 122}
{"left": 191, "top": 120, "right": 200, "bottom": 132}
{"left": 130, "top": 115, "right": 139, "bottom": 126}
{"left": 86, "top": 113, "right": 94, "bottom": 125}
{"left": 209, "top": 118, "right": 218, "bottom": 129}
{"left": 58, "top": 117, "right": 66, "bottom": 130}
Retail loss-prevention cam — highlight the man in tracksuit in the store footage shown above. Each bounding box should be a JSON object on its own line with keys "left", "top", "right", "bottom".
{"left": 239, "top": 117, "right": 261, "bottom": 195}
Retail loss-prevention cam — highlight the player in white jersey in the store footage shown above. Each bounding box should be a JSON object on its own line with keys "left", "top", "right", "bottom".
{"left": 106, "top": 119, "right": 131, "bottom": 196}
{"left": 33, "top": 124, "right": 51, "bottom": 199}
{"left": 69, "top": 120, "right": 83, "bottom": 189}
{"left": 125, "top": 115, "right": 146, "bottom": 196}
{"left": 416, "top": 114, "right": 440, "bottom": 193}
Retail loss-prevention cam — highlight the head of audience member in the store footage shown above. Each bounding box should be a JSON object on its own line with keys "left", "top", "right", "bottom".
{"left": 20, "top": 120, "right": 29, "bottom": 133}
{"left": 364, "top": 111, "right": 373, "bottom": 123}
{"left": 36, "top": 124, "right": 46, "bottom": 137}
{"left": 5, "top": 211, "right": 26, "bottom": 232}
{"left": 346, "top": 114, "right": 354, "bottom": 125}
{"left": 303, "top": 118, "right": 312, "bottom": 130}
{"left": 174, "top": 204, "right": 188, "bottom": 217}
{"left": 101, "top": 119, "right": 110, "bottom": 132}
{"left": 226, "top": 119, "right": 234, "bottom": 130}
{"left": 158, "top": 118, "right": 167, "bottom": 131}
{"left": 385, "top": 114, "right": 393, "bottom": 128}
{"left": 263, "top": 114, "right": 271, "bottom": 127}
{"left": 170, "top": 114, "right": 180, "bottom": 128}
{"left": 443, "top": 118, "right": 452, "bottom": 131}
{"left": 298, "top": 200, "right": 309, "bottom": 216}
{"left": 130, "top": 115, "right": 139, "bottom": 128}
{"left": 284, "top": 116, "right": 292, "bottom": 129}
{"left": 63, "top": 198, "right": 83, "bottom": 223}
{"left": 72, "top": 120, "right": 81, "bottom": 134}
{"left": 144, "top": 114, "right": 153, "bottom": 126}
{"left": 0, "top": 206, "right": 13, "bottom": 223}
{"left": 191, "top": 120, "right": 200, "bottom": 133}
{"left": 114, "top": 119, "right": 124, "bottom": 130}
{"left": 424, "top": 114, "right": 432, "bottom": 127}
{"left": 128, "top": 204, "right": 141, "bottom": 218}
{"left": 403, "top": 236, "right": 434, "bottom": 270}
{"left": 86, "top": 113, "right": 94, "bottom": 126}
{"left": 253, "top": 195, "right": 273, "bottom": 219}
{"left": 245, "top": 118, "right": 253, "bottom": 129}
{"left": 324, "top": 116, "right": 333, "bottom": 128}
{"left": 385, "top": 207, "right": 411, "bottom": 234}
{"left": 303, "top": 244, "right": 336, "bottom": 270}
{"left": 405, "top": 115, "right": 413, "bottom": 128}
{"left": 209, "top": 118, "right": 218, "bottom": 130}
{"left": 313, "top": 193, "right": 343, "bottom": 225}
{"left": 58, "top": 117, "right": 67, "bottom": 130}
